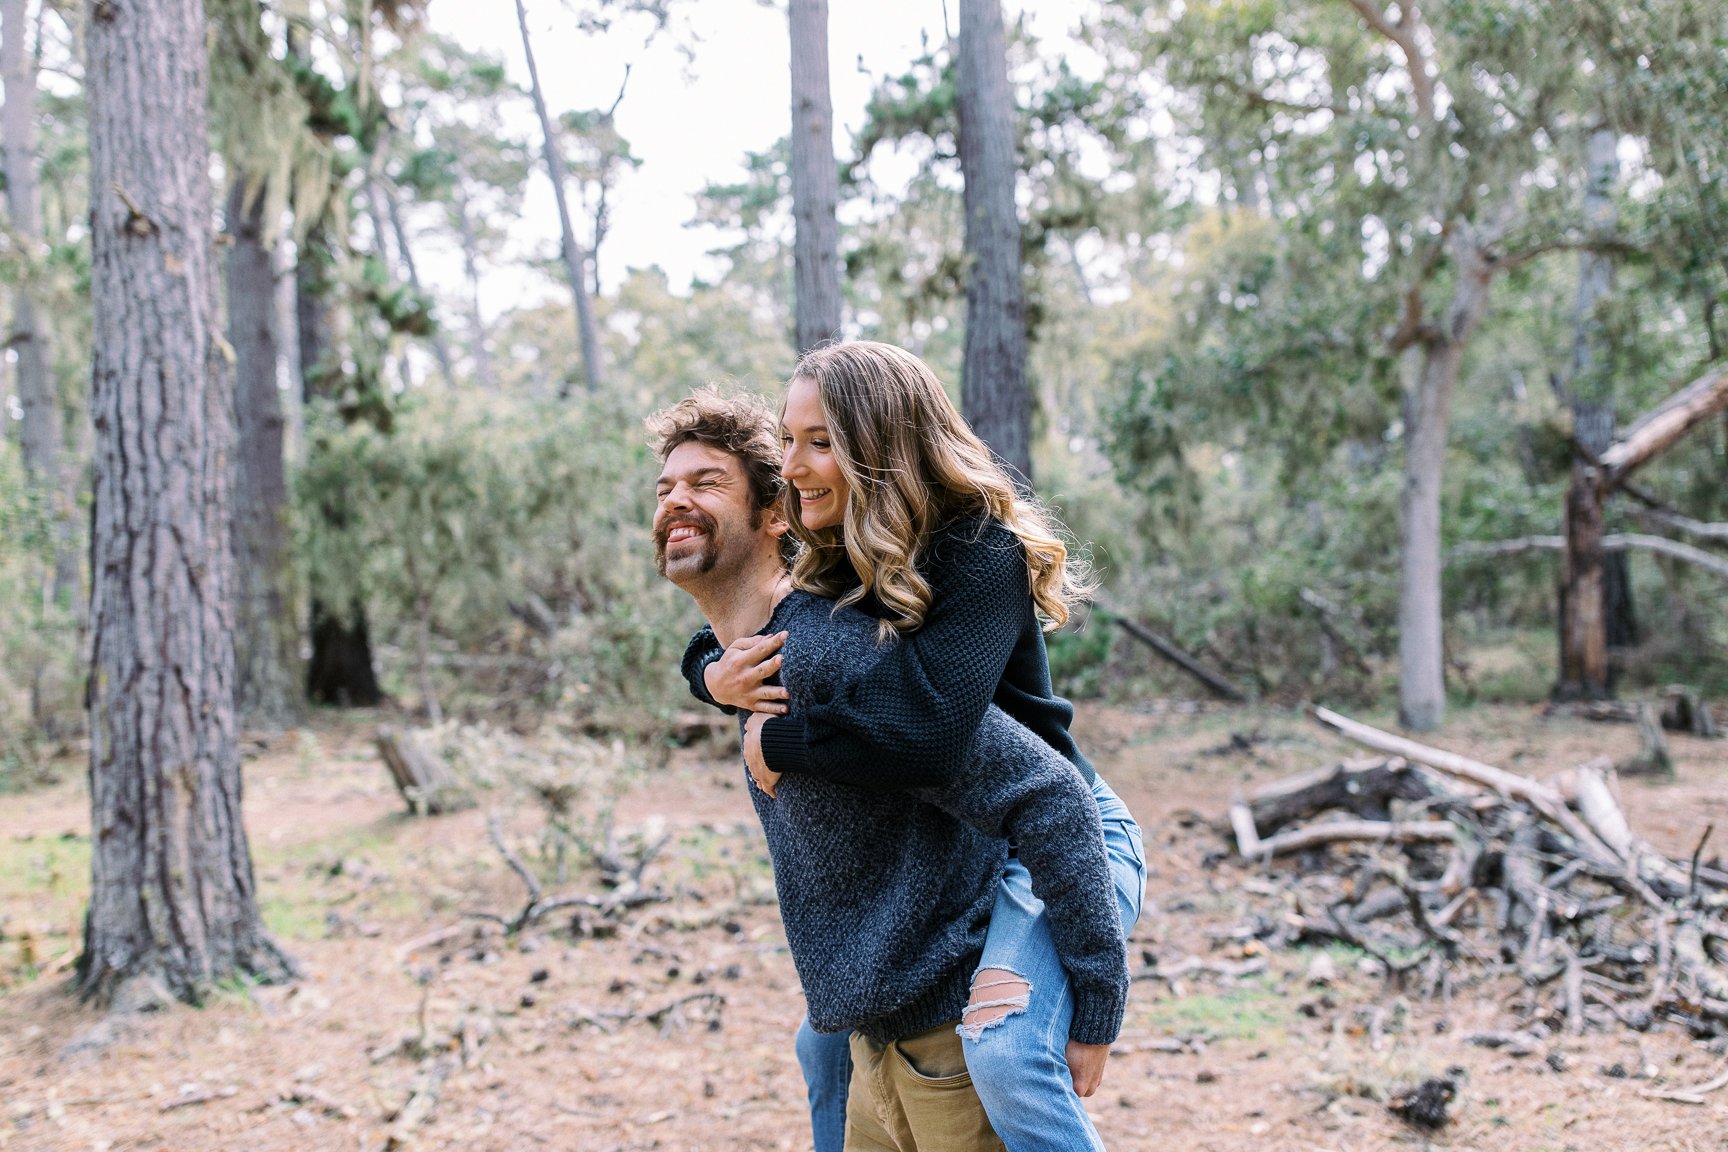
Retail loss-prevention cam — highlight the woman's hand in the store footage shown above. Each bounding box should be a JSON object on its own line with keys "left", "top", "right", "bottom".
{"left": 706, "top": 631, "right": 790, "bottom": 714}
{"left": 1065, "top": 1040, "right": 1109, "bottom": 1097}
{"left": 743, "top": 712, "right": 783, "bottom": 798}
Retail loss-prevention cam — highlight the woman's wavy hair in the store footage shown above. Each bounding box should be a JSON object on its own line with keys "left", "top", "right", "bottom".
{"left": 782, "top": 341, "right": 1092, "bottom": 636}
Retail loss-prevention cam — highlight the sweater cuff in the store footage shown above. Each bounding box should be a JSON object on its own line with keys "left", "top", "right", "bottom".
{"left": 693, "top": 650, "right": 740, "bottom": 716}
{"left": 1067, "top": 982, "right": 1127, "bottom": 1046}
{"left": 758, "top": 714, "right": 813, "bottom": 777}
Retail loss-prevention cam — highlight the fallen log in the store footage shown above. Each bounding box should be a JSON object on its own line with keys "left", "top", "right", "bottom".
{"left": 1308, "top": 706, "right": 1629, "bottom": 880}
{"left": 1255, "top": 818, "right": 1455, "bottom": 858}
{"left": 1246, "top": 756, "right": 1438, "bottom": 838}
{"left": 1093, "top": 599, "right": 1247, "bottom": 702}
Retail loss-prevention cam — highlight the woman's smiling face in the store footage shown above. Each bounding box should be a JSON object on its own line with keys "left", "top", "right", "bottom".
{"left": 780, "top": 375, "right": 851, "bottom": 532}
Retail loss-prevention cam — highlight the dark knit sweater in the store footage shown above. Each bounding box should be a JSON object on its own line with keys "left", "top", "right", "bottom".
{"left": 747, "top": 590, "right": 1128, "bottom": 1046}
{"left": 683, "top": 516, "right": 1097, "bottom": 789}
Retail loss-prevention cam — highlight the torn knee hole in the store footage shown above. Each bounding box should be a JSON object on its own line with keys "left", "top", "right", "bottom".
{"left": 960, "top": 968, "right": 1030, "bottom": 1039}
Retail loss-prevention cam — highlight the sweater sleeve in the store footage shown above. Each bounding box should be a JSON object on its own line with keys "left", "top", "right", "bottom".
{"left": 760, "top": 521, "right": 1027, "bottom": 789}
{"left": 679, "top": 627, "right": 738, "bottom": 716}
{"left": 918, "top": 708, "right": 1129, "bottom": 1046}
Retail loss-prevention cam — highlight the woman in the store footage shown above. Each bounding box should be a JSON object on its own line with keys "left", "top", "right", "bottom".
{"left": 684, "top": 341, "right": 1146, "bottom": 1152}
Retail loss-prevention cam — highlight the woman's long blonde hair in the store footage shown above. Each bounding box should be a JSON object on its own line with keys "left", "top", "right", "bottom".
{"left": 782, "top": 341, "right": 1092, "bottom": 636}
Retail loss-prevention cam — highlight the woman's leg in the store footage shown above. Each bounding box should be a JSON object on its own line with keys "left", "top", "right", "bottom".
{"left": 795, "top": 1014, "right": 853, "bottom": 1152}
{"left": 960, "top": 777, "right": 1146, "bottom": 1152}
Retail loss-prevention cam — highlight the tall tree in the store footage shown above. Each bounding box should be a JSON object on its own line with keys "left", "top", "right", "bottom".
{"left": 1556, "top": 128, "right": 1629, "bottom": 699}
{"left": 224, "top": 175, "right": 301, "bottom": 727}
{"left": 297, "top": 211, "right": 385, "bottom": 709}
{"left": 788, "top": 0, "right": 841, "bottom": 353}
{"left": 2, "top": 0, "right": 78, "bottom": 615}
{"left": 514, "top": 0, "right": 605, "bottom": 394}
{"left": 956, "top": 0, "right": 1031, "bottom": 482}
{"left": 80, "top": 0, "right": 291, "bottom": 1004}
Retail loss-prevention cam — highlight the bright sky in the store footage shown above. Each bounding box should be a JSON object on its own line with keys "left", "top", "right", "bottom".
{"left": 428, "top": 0, "right": 1095, "bottom": 298}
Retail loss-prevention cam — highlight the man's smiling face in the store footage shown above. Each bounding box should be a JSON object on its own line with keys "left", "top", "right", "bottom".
{"left": 653, "top": 439, "right": 767, "bottom": 586}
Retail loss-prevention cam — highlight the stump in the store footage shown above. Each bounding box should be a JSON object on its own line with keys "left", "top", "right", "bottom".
{"left": 1662, "top": 685, "right": 1721, "bottom": 739}
{"left": 376, "top": 726, "right": 471, "bottom": 815}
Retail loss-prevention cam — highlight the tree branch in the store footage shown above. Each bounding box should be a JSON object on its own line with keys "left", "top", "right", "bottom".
{"left": 1599, "top": 363, "right": 1728, "bottom": 483}
{"left": 1450, "top": 533, "right": 1728, "bottom": 581}
{"left": 1345, "top": 0, "right": 1435, "bottom": 127}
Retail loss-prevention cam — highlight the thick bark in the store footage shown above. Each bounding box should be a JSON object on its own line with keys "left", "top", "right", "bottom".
{"left": 514, "top": 0, "right": 604, "bottom": 395}
{"left": 3, "top": 0, "right": 79, "bottom": 615}
{"left": 956, "top": 0, "right": 1031, "bottom": 484}
{"left": 1396, "top": 237, "right": 1493, "bottom": 732}
{"left": 788, "top": 0, "right": 842, "bottom": 354}
{"left": 81, "top": 0, "right": 293, "bottom": 1005}
{"left": 383, "top": 178, "right": 458, "bottom": 390}
{"left": 224, "top": 178, "right": 301, "bottom": 728}
{"left": 1557, "top": 461, "right": 1610, "bottom": 698}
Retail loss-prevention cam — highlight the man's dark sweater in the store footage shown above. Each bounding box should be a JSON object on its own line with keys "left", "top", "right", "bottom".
{"left": 749, "top": 589, "right": 1128, "bottom": 1046}
{"left": 684, "top": 516, "right": 1097, "bottom": 790}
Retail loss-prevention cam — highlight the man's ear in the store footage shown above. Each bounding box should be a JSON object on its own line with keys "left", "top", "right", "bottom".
{"left": 764, "top": 507, "right": 790, "bottom": 539}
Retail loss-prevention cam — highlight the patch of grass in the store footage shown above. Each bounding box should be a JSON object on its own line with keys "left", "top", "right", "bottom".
{"left": 1138, "top": 976, "right": 1292, "bottom": 1042}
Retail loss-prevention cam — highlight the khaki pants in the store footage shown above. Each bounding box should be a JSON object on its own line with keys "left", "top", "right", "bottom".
{"left": 844, "top": 1022, "right": 1006, "bottom": 1152}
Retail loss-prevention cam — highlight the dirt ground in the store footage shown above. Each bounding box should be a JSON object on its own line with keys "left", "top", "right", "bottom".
{"left": 3, "top": 701, "right": 1728, "bottom": 1152}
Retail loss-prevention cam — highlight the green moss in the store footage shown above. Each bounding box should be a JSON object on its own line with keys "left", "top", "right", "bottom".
{"left": 1138, "top": 976, "right": 1292, "bottom": 1042}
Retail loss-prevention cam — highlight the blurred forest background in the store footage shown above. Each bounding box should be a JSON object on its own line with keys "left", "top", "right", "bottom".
{"left": 2, "top": 0, "right": 1726, "bottom": 793}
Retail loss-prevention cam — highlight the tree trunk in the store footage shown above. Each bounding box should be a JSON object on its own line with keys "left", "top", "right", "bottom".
{"left": 306, "top": 599, "right": 384, "bottom": 707}
{"left": 363, "top": 175, "right": 415, "bottom": 391}
{"left": 956, "top": 0, "right": 1031, "bottom": 484}
{"left": 788, "top": 0, "right": 842, "bottom": 354}
{"left": 1557, "top": 460, "right": 1609, "bottom": 698}
{"left": 452, "top": 178, "right": 497, "bottom": 391}
{"left": 297, "top": 221, "right": 384, "bottom": 707}
{"left": 225, "top": 177, "right": 301, "bottom": 728}
{"left": 3, "top": 0, "right": 79, "bottom": 616}
{"left": 81, "top": 0, "right": 292, "bottom": 1006}
{"left": 383, "top": 178, "right": 458, "bottom": 390}
{"left": 1396, "top": 237, "right": 1494, "bottom": 731}
{"left": 514, "top": 0, "right": 605, "bottom": 395}
{"left": 1557, "top": 128, "right": 1630, "bottom": 698}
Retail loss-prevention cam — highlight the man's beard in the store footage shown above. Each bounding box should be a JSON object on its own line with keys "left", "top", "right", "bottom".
{"left": 654, "top": 510, "right": 721, "bottom": 579}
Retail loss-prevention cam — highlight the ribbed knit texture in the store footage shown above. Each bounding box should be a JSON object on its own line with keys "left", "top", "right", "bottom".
{"left": 754, "top": 591, "right": 1128, "bottom": 1046}
{"left": 682, "top": 516, "right": 1097, "bottom": 788}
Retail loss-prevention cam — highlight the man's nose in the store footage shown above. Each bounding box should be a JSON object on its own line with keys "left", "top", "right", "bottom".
{"left": 660, "top": 481, "right": 694, "bottom": 511}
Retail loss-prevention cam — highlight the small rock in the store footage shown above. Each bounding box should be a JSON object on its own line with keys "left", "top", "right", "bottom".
{"left": 1388, "top": 1076, "right": 1457, "bottom": 1130}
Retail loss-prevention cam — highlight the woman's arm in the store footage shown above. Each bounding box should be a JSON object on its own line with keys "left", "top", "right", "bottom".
{"left": 680, "top": 627, "right": 789, "bottom": 715}
{"left": 757, "top": 520, "right": 1027, "bottom": 789}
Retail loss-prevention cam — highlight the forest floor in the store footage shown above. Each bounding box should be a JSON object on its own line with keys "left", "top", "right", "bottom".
{"left": 3, "top": 700, "right": 1728, "bottom": 1152}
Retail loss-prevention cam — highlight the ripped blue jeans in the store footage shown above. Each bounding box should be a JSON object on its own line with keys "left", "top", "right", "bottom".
{"left": 795, "top": 777, "right": 1146, "bottom": 1152}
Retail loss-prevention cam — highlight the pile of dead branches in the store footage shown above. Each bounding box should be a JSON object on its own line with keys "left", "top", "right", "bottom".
{"left": 1227, "top": 707, "right": 1728, "bottom": 1040}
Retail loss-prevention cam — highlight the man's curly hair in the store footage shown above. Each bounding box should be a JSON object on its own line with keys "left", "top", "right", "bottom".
{"left": 645, "top": 386, "right": 784, "bottom": 512}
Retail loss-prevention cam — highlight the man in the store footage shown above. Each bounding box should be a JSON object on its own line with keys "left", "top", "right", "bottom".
{"left": 648, "top": 389, "right": 1128, "bottom": 1152}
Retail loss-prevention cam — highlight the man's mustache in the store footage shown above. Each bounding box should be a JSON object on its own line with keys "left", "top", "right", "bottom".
{"left": 654, "top": 511, "right": 717, "bottom": 552}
